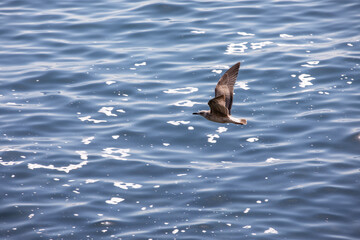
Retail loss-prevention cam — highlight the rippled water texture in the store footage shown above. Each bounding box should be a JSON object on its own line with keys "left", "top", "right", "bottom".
{"left": 1, "top": 0, "right": 360, "bottom": 239}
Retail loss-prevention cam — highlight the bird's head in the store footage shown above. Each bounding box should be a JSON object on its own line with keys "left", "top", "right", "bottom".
{"left": 193, "top": 111, "right": 208, "bottom": 117}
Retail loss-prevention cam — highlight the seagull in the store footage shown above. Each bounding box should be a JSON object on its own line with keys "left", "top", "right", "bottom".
{"left": 193, "top": 62, "right": 247, "bottom": 125}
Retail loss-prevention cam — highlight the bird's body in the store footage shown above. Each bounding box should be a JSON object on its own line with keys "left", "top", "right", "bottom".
{"left": 193, "top": 62, "right": 247, "bottom": 125}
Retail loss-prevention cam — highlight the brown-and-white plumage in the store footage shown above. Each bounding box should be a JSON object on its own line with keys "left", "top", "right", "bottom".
{"left": 193, "top": 62, "right": 247, "bottom": 125}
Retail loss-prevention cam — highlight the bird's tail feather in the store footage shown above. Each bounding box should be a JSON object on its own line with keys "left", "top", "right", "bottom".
{"left": 239, "top": 118, "right": 247, "bottom": 125}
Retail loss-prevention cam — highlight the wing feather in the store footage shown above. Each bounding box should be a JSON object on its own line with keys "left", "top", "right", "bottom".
{"left": 208, "top": 95, "right": 229, "bottom": 117}
{"left": 214, "top": 62, "right": 240, "bottom": 114}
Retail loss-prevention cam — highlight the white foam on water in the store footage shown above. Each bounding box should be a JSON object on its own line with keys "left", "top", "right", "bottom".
{"left": 167, "top": 120, "right": 190, "bottom": 126}
{"left": 114, "top": 181, "right": 142, "bottom": 189}
{"left": 116, "top": 109, "right": 126, "bottom": 113}
{"left": 243, "top": 225, "right": 251, "bottom": 229}
{"left": 188, "top": 126, "right": 194, "bottom": 130}
{"left": 102, "top": 148, "right": 130, "bottom": 160}
{"left": 82, "top": 136, "right": 94, "bottom": 145}
{"left": 225, "top": 42, "right": 248, "bottom": 54}
{"left": 99, "top": 107, "right": 117, "bottom": 117}
{"left": 298, "top": 74, "right": 315, "bottom": 88}
{"left": 172, "top": 100, "right": 200, "bottom": 107}
{"left": 244, "top": 208, "right": 250, "bottom": 213}
{"left": 78, "top": 116, "right": 107, "bottom": 123}
{"left": 237, "top": 32, "right": 254, "bottom": 36}
{"left": 264, "top": 227, "right": 278, "bottom": 234}
{"left": 172, "top": 229, "right": 179, "bottom": 234}
{"left": 246, "top": 137, "right": 258, "bottom": 142}
{"left": 164, "top": 87, "right": 198, "bottom": 94}
{"left": 163, "top": 143, "right": 170, "bottom": 146}
{"left": 105, "top": 197, "right": 124, "bottom": 205}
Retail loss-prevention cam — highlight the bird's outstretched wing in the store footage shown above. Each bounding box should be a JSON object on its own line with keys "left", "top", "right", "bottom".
{"left": 208, "top": 95, "right": 229, "bottom": 117}
{"left": 215, "top": 62, "right": 240, "bottom": 114}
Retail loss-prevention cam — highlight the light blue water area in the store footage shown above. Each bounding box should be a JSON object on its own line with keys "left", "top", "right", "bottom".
{"left": 1, "top": 0, "right": 360, "bottom": 239}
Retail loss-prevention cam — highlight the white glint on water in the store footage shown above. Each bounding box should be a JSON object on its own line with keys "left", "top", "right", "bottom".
{"left": 105, "top": 197, "right": 124, "bottom": 205}
{"left": 266, "top": 157, "right": 280, "bottom": 163}
{"left": 114, "top": 181, "right": 142, "bottom": 189}
{"left": 191, "top": 30, "right": 205, "bottom": 34}
{"left": 134, "top": 62, "right": 146, "bottom": 66}
{"left": 302, "top": 61, "right": 320, "bottom": 68}
{"left": 78, "top": 116, "right": 107, "bottom": 123}
{"left": 99, "top": 107, "right": 117, "bottom": 117}
{"left": 82, "top": 136, "right": 94, "bottom": 145}
{"left": 246, "top": 137, "right": 258, "bottom": 142}
{"left": 264, "top": 227, "right": 278, "bottom": 234}
{"left": 216, "top": 127, "right": 228, "bottom": 133}
{"left": 102, "top": 148, "right": 130, "bottom": 160}
{"left": 237, "top": 32, "right": 255, "bottom": 36}
{"left": 225, "top": 42, "right": 248, "bottom": 54}
{"left": 212, "top": 69, "right": 222, "bottom": 74}
{"left": 236, "top": 82, "right": 250, "bottom": 90}
{"left": 299, "top": 74, "right": 315, "bottom": 88}
{"left": 28, "top": 161, "right": 88, "bottom": 173}
{"left": 164, "top": 87, "right": 198, "bottom": 94}
{"left": 167, "top": 120, "right": 190, "bottom": 126}
{"left": 172, "top": 100, "right": 200, "bottom": 107}
{"left": 207, "top": 134, "right": 220, "bottom": 143}
{"left": 106, "top": 81, "right": 116, "bottom": 85}
{"left": 280, "top": 34, "right": 294, "bottom": 38}
{"left": 250, "top": 41, "right": 273, "bottom": 49}
{"left": 76, "top": 151, "right": 88, "bottom": 160}
{"left": 0, "top": 160, "right": 23, "bottom": 166}
{"left": 85, "top": 179, "right": 99, "bottom": 184}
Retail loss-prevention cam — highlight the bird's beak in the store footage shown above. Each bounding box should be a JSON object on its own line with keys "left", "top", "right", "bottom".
{"left": 193, "top": 112, "right": 199, "bottom": 115}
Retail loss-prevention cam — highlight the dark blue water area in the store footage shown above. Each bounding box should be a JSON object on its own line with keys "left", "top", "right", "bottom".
{"left": 1, "top": 0, "right": 360, "bottom": 239}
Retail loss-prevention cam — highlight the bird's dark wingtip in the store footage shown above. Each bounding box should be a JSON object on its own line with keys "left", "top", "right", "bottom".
{"left": 193, "top": 112, "right": 199, "bottom": 115}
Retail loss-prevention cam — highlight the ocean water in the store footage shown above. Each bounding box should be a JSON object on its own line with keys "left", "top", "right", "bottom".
{"left": 0, "top": 0, "right": 359, "bottom": 239}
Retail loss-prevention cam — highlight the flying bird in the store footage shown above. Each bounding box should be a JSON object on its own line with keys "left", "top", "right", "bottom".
{"left": 193, "top": 62, "right": 247, "bottom": 125}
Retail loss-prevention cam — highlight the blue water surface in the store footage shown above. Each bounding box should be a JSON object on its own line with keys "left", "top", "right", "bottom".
{"left": 1, "top": 0, "right": 360, "bottom": 239}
